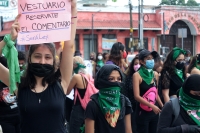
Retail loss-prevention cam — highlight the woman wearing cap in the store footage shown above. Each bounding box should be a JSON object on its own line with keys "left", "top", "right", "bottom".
{"left": 133, "top": 49, "right": 163, "bottom": 133}
{"left": 161, "top": 47, "right": 186, "bottom": 103}
{"left": 85, "top": 64, "right": 132, "bottom": 133}
{"left": 157, "top": 74, "right": 200, "bottom": 133}
{"left": 187, "top": 54, "right": 200, "bottom": 75}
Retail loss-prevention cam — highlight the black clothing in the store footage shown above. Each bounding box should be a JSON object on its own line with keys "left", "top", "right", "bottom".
{"left": 0, "top": 82, "right": 20, "bottom": 133}
{"left": 0, "top": 114, "right": 20, "bottom": 133}
{"left": 18, "top": 81, "right": 66, "bottom": 133}
{"left": 157, "top": 101, "right": 196, "bottom": 133}
{"left": 69, "top": 105, "right": 84, "bottom": 133}
{"left": 125, "top": 75, "right": 137, "bottom": 109}
{"left": 161, "top": 71, "right": 184, "bottom": 96}
{"left": 74, "top": 88, "right": 86, "bottom": 105}
{"left": 139, "top": 80, "right": 154, "bottom": 96}
{"left": 85, "top": 93, "right": 132, "bottom": 133}
{"left": 94, "top": 64, "right": 124, "bottom": 90}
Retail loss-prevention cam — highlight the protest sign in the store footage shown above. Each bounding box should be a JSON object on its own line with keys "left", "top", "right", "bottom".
{"left": 17, "top": 0, "right": 71, "bottom": 45}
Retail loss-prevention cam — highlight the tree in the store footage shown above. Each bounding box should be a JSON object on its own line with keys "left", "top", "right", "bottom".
{"left": 177, "top": 0, "right": 185, "bottom": 5}
{"left": 159, "top": 0, "right": 171, "bottom": 5}
{"left": 159, "top": 0, "right": 186, "bottom": 5}
{"left": 186, "top": 0, "right": 199, "bottom": 6}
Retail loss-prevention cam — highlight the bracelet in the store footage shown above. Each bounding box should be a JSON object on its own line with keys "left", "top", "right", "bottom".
{"left": 71, "top": 16, "right": 77, "bottom": 19}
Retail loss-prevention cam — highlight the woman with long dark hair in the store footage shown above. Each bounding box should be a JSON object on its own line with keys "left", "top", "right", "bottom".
{"left": 0, "top": 1, "right": 77, "bottom": 132}
{"left": 125, "top": 55, "right": 140, "bottom": 132}
{"left": 106, "top": 42, "right": 126, "bottom": 71}
{"left": 161, "top": 47, "right": 186, "bottom": 103}
{"left": 187, "top": 53, "right": 200, "bottom": 75}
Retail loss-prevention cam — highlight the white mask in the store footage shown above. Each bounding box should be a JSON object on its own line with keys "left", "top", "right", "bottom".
{"left": 98, "top": 56, "right": 103, "bottom": 60}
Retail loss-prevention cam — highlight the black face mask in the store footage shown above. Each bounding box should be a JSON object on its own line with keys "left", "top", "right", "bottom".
{"left": 29, "top": 63, "right": 54, "bottom": 77}
{"left": 176, "top": 61, "right": 185, "bottom": 70}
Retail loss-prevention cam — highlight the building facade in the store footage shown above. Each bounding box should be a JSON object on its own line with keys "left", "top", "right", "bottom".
{"left": 0, "top": 5, "right": 200, "bottom": 59}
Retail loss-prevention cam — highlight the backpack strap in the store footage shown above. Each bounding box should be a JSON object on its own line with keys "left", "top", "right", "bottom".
{"left": 171, "top": 98, "right": 180, "bottom": 126}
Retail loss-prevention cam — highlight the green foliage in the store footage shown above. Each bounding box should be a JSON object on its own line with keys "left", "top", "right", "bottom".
{"left": 186, "top": 0, "right": 199, "bottom": 6}
{"left": 159, "top": 0, "right": 199, "bottom": 6}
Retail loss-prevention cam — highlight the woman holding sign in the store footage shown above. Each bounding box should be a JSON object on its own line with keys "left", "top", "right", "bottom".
{"left": 0, "top": 0, "right": 77, "bottom": 133}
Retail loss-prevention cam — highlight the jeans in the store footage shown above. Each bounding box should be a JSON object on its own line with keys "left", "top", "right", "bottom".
{"left": 0, "top": 114, "right": 20, "bottom": 133}
{"left": 135, "top": 106, "right": 159, "bottom": 133}
{"left": 69, "top": 105, "right": 85, "bottom": 133}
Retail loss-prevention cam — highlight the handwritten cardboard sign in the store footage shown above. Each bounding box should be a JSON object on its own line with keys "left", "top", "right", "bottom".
{"left": 17, "top": 0, "right": 71, "bottom": 45}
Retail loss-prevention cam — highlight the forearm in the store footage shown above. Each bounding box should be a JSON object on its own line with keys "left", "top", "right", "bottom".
{"left": 135, "top": 96, "right": 156, "bottom": 108}
{"left": 163, "top": 94, "right": 170, "bottom": 103}
{"left": 157, "top": 95, "right": 163, "bottom": 108}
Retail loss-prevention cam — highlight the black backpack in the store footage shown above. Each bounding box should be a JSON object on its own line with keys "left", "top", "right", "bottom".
{"left": 171, "top": 98, "right": 180, "bottom": 126}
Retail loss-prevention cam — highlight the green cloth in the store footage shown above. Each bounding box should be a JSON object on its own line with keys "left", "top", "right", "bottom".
{"left": 2, "top": 34, "right": 20, "bottom": 94}
{"left": 73, "top": 63, "right": 86, "bottom": 74}
{"left": 175, "top": 68, "right": 184, "bottom": 81}
{"left": 179, "top": 88, "right": 200, "bottom": 125}
{"left": 97, "top": 60, "right": 104, "bottom": 68}
{"left": 98, "top": 87, "right": 121, "bottom": 127}
{"left": 138, "top": 66, "right": 154, "bottom": 85}
{"left": 172, "top": 47, "right": 186, "bottom": 61}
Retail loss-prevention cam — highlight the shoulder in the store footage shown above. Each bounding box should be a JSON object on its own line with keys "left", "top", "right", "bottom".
{"left": 191, "top": 68, "right": 200, "bottom": 75}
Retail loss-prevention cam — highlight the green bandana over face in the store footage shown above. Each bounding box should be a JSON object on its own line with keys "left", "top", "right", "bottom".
{"left": 98, "top": 87, "right": 121, "bottom": 127}
{"left": 172, "top": 47, "right": 186, "bottom": 61}
{"left": 175, "top": 68, "right": 184, "bottom": 81}
{"left": 138, "top": 66, "right": 154, "bottom": 85}
{"left": 179, "top": 88, "right": 200, "bottom": 125}
{"left": 73, "top": 63, "right": 86, "bottom": 74}
{"left": 97, "top": 60, "right": 104, "bottom": 68}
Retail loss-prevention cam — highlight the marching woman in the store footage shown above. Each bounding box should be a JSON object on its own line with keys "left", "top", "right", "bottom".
{"left": 161, "top": 47, "right": 186, "bottom": 103}
{"left": 157, "top": 74, "right": 200, "bottom": 133}
{"left": 0, "top": 0, "right": 77, "bottom": 133}
{"left": 85, "top": 64, "right": 133, "bottom": 133}
{"left": 133, "top": 49, "right": 163, "bottom": 133}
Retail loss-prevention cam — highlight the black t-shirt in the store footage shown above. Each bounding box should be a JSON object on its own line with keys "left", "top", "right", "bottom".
{"left": 18, "top": 81, "right": 66, "bottom": 133}
{"left": 0, "top": 82, "right": 19, "bottom": 117}
{"left": 85, "top": 93, "right": 132, "bottom": 133}
{"left": 161, "top": 71, "right": 184, "bottom": 96}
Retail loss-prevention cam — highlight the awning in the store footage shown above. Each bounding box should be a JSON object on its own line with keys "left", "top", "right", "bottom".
{"left": 77, "top": 20, "right": 161, "bottom": 30}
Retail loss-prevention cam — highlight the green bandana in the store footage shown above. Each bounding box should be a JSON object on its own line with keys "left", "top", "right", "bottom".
{"left": 179, "top": 88, "right": 200, "bottom": 125}
{"left": 175, "top": 68, "right": 184, "bottom": 81}
{"left": 172, "top": 47, "right": 186, "bottom": 61}
{"left": 2, "top": 34, "right": 20, "bottom": 94}
{"left": 73, "top": 63, "right": 86, "bottom": 74}
{"left": 97, "top": 60, "right": 104, "bottom": 68}
{"left": 98, "top": 87, "right": 121, "bottom": 127}
{"left": 138, "top": 66, "right": 154, "bottom": 85}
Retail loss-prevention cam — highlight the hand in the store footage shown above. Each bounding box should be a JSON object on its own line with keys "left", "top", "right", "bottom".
{"left": 188, "top": 125, "right": 200, "bottom": 133}
{"left": 151, "top": 105, "right": 161, "bottom": 114}
{"left": 11, "top": 14, "right": 21, "bottom": 41}
{"left": 69, "top": 0, "right": 77, "bottom": 9}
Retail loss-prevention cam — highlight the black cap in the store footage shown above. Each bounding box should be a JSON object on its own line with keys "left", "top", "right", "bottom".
{"left": 139, "top": 49, "right": 158, "bottom": 60}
